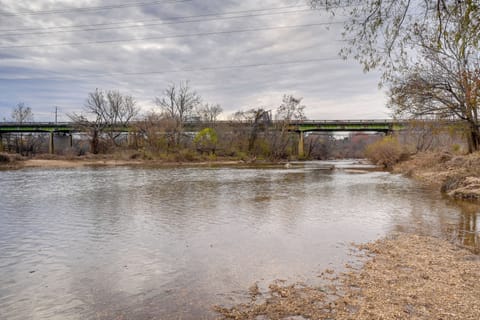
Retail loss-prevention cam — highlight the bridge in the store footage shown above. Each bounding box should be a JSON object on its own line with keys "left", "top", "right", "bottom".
{"left": 0, "top": 122, "right": 74, "bottom": 133}
{"left": 0, "top": 120, "right": 403, "bottom": 133}
{"left": 0, "top": 120, "right": 404, "bottom": 155}
{"left": 286, "top": 120, "right": 404, "bottom": 156}
{"left": 287, "top": 120, "right": 403, "bottom": 133}
{"left": 0, "top": 122, "right": 75, "bottom": 153}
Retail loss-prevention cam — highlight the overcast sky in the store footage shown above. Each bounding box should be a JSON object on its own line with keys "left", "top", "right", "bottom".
{"left": 0, "top": 0, "right": 389, "bottom": 122}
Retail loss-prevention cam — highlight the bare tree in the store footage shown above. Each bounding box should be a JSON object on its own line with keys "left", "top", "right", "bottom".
{"left": 269, "top": 95, "right": 307, "bottom": 159}
{"left": 69, "top": 89, "right": 139, "bottom": 153}
{"left": 388, "top": 6, "right": 480, "bottom": 151}
{"left": 197, "top": 103, "right": 223, "bottom": 123}
{"left": 12, "top": 102, "right": 33, "bottom": 123}
{"left": 104, "top": 90, "right": 138, "bottom": 145}
{"left": 155, "top": 81, "right": 201, "bottom": 147}
{"left": 11, "top": 102, "right": 34, "bottom": 155}
{"left": 276, "top": 95, "right": 306, "bottom": 123}
{"left": 234, "top": 108, "right": 272, "bottom": 154}
{"left": 135, "top": 111, "right": 177, "bottom": 154}
{"left": 310, "top": 1, "right": 479, "bottom": 77}
{"left": 311, "top": 1, "right": 480, "bottom": 152}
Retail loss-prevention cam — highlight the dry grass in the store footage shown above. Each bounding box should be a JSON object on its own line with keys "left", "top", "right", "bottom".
{"left": 365, "top": 136, "right": 408, "bottom": 168}
{"left": 336, "top": 233, "right": 480, "bottom": 319}
{"left": 214, "top": 233, "right": 480, "bottom": 320}
{"left": 394, "top": 151, "right": 480, "bottom": 199}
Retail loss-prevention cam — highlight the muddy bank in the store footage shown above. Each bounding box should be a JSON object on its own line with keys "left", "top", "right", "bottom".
{"left": 215, "top": 233, "right": 480, "bottom": 319}
{"left": 0, "top": 153, "right": 253, "bottom": 170}
{"left": 394, "top": 151, "right": 480, "bottom": 200}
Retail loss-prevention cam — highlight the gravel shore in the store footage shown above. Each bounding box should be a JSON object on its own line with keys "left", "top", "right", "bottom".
{"left": 215, "top": 233, "right": 480, "bottom": 319}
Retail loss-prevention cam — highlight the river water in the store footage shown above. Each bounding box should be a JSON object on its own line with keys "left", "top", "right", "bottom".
{"left": 0, "top": 161, "right": 478, "bottom": 319}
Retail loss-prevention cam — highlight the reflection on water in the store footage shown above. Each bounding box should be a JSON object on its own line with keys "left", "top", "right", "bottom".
{"left": 0, "top": 161, "right": 478, "bottom": 319}
{"left": 444, "top": 199, "right": 480, "bottom": 251}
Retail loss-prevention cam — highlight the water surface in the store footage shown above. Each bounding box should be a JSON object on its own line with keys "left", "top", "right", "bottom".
{"left": 0, "top": 161, "right": 478, "bottom": 319}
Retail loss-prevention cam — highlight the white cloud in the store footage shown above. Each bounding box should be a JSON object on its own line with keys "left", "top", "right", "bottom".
{"left": 0, "top": 0, "right": 387, "bottom": 121}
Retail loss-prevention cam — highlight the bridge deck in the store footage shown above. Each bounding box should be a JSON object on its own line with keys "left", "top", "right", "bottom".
{"left": 288, "top": 120, "right": 403, "bottom": 132}
{"left": 0, "top": 120, "right": 406, "bottom": 133}
{"left": 0, "top": 122, "right": 74, "bottom": 133}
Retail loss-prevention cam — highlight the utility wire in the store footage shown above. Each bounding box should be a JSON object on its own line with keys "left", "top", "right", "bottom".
{"left": 0, "top": 4, "right": 310, "bottom": 32}
{"left": 3, "top": 8, "right": 323, "bottom": 36}
{"left": 0, "top": 22, "right": 343, "bottom": 49}
{"left": 0, "top": 0, "right": 192, "bottom": 16}
{"left": 0, "top": 56, "right": 344, "bottom": 80}
{"left": 0, "top": 3, "right": 353, "bottom": 31}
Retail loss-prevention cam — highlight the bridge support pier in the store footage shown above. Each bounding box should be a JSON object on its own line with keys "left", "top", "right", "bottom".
{"left": 127, "top": 131, "right": 134, "bottom": 146}
{"left": 298, "top": 131, "right": 304, "bottom": 158}
{"left": 49, "top": 132, "right": 55, "bottom": 154}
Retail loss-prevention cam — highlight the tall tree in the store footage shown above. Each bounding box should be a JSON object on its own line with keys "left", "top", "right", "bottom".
{"left": 69, "top": 89, "right": 139, "bottom": 153}
{"left": 311, "top": 0, "right": 480, "bottom": 151}
{"left": 155, "top": 81, "right": 201, "bottom": 147}
{"left": 272, "top": 95, "right": 307, "bottom": 159}
{"left": 234, "top": 108, "right": 272, "bottom": 154}
{"left": 276, "top": 95, "right": 306, "bottom": 123}
{"left": 11, "top": 102, "right": 34, "bottom": 155}
{"left": 12, "top": 102, "right": 33, "bottom": 123}
{"left": 197, "top": 103, "right": 223, "bottom": 123}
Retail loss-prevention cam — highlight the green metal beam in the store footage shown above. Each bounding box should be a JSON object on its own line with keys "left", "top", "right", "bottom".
{"left": 0, "top": 120, "right": 408, "bottom": 134}
{"left": 0, "top": 123, "right": 74, "bottom": 133}
{"left": 288, "top": 121, "right": 405, "bottom": 132}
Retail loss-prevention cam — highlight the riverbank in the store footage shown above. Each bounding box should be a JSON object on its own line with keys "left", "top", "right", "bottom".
{"left": 215, "top": 232, "right": 480, "bottom": 319}
{"left": 0, "top": 152, "right": 257, "bottom": 170}
{"left": 215, "top": 152, "right": 480, "bottom": 318}
{"left": 394, "top": 151, "right": 480, "bottom": 200}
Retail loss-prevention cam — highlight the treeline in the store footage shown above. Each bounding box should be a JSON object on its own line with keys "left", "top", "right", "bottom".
{"left": 67, "top": 81, "right": 309, "bottom": 161}
{"left": 365, "top": 120, "right": 467, "bottom": 168}
{"left": 1, "top": 82, "right": 311, "bottom": 161}
{"left": 1, "top": 82, "right": 386, "bottom": 161}
{"left": 2, "top": 83, "right": 469, "bottom": 163}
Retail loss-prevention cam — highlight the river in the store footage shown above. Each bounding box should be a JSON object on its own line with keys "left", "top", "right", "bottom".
{"left": 0, "top": 161, "right": 478, "bottom": 319}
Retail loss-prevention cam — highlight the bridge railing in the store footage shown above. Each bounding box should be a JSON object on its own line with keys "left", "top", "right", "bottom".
{"left": 0, "top": 119, "right": 417, "bottom": 127}
{"left": 0, "top": 122, "right": 72, "bottom": 126}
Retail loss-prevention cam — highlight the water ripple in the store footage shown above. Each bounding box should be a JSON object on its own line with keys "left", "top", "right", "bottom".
{"left": 0, "top": 161, "right": 477, "bottom": 319}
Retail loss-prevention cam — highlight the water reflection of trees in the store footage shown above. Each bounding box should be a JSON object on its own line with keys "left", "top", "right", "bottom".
{"left": 445, "top": 199, "right": 479, "bottom": 252}
{"left": 391, "top": 190, "right": 479, "bottom": 252}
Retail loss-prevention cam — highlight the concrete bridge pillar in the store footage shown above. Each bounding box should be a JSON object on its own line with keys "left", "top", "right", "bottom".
{"left": 49, "top": 132, "right": 55, "bottom": 154}
{"left": 127, "top": 131, "right": 134, "bottom": 146}
{"left": 298, "top": 131, "right": 304, "bottom": 158}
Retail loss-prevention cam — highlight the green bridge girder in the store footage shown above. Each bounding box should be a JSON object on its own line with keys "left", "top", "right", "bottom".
{"left": 288, "top": 120, "right": 405, "bottom": 133}
{"left": 0, "top": 120, "right": 407, "bottom": 134}
{"left": 0, "top": 122, "right": 74, "bottom": 133}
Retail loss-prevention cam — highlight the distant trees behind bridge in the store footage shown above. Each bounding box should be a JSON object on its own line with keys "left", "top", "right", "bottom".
{"left": 0, "top": 81, "right": 470, "bottom": 161}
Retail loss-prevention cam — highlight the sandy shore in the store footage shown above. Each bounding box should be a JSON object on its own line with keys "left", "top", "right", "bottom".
{"left": 20, "top": 159, "right": 143, "bottom": 168}
{"left": 215, "top": 233, "right": 480, "bottom": 319}
{"left": 2, "top": 158, "right": 247, "bottom": 169}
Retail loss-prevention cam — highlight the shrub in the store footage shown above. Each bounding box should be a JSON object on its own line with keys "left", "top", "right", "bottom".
{"left": 194, "top": 128, "right": 218, "bottom": 154}
{"left": 0, "top": 153, "right": 11, "bottom": 163}
{"left": 174, "top": 149, "right": 199, "bottom": 162}
{"left": 365, "top": 136, "right": 406, "bottom": 168}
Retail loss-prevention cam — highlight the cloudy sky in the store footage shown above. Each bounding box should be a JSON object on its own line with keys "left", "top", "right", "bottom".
{"left": 0, "top": 0, "right": 389, "bottom": 122}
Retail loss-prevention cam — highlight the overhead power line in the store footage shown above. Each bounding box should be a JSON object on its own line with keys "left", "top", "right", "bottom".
{"left": 0, "top": 4, "right": 310, "bottom": 32}
{"left": 0, "top": 56, "right": 343, "bottom": 80}
{"left": 0, "top": 21, "right": 344, "bottom": 49}
{"left": 3, "top": 7, "right": 321, "bottom": 37}
{"left": 0, "top": 3, "right": 354, "bottom": 31}
{"left": 104, "top": 57, "right": 343, "bottom": 76}
{"left": 0, "top": 0, "right": 191, "bottom": 16}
